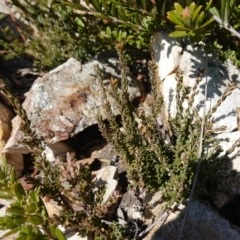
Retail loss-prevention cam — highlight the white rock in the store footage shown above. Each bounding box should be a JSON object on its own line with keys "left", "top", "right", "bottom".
{"left": 216, "top": 131, "right": 240, "bottom": 170}
{"left": 152, "top": 32, "right": 240, "bottom": 132}
{"left": 43, "top": 142, "right": 73, "bottom": 162}
{"left": 0, "top": 103, "right": 13, "bottom": 156}
{"left": 0, "top": 1, "right": 9, "bottom": 14}
{"left": 2, "top": 116, "right": 28, "bottom": 154}
{"left": 65, "top": 231, "right": 87, "bottom": 240}
{"left": 152, "top": 31, "right": 240, "bottom": 206}
{"left": 152, "top": 32, "right": 182, "bottom": 80}
{"left": 93, "top": 165, "right": 118, "bottom": 204}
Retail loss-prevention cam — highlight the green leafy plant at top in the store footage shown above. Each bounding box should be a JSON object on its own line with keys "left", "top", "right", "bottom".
{"left": 2, "top": 0, "right": 240, "bottom": 71}
{"left": 210, "top": 3, "right": 240, "bottom": 67}
{"left": 53, "top": 0, "right": 169, "bottom": 31}
{"left": 54, "top": 0, "right": 240, "bottom": 69}
{"left": 97, "top": 43, "right": 237, "bottom": 205}
{"left": 1, "top": 0, "right": 113, "bottom": 70}
{"left": 167, "top": 1, "right": 214, "bottom": 42}
{"left": 52, "top": 0, "right": 172, "bottom": 52}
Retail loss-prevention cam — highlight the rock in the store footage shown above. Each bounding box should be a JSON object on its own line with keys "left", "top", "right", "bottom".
{"left": 93, "top": 165, "right": 118, "bottom": 204}
{"left": 44, "top": 141, "right": 73, "bottom": 162}
{"left": 152, "top": 32, "right": 240, "bottom": 133}
{"left": 65, "top": 231, "right": 87, "bottom": 240}
{"left": 3, "top": 115, "right": 73, "bottom": 162}
{"left": 0, "top": 102, "right": 13, "bottom": 152}
{"left": 42, "top": 196, "right": 62, "bottom": 218}
{"left": 2, "top": 116, "right": 28, "bottom": 154}
{"left": 213, "top": 131, "right": 240, "bottom": 207}
{"left": 4, "top": 58, "right": 142, "bottom": 155}
{"left": 144, "top": 201, "right": 240, "bottom": 240}
{"left": 0, "top": 103, "right": 24, "bottom": 176}
{"left": 5, "top": 153, "right": 24, "bottom": 178}
{"left": 216, "top": 131, "right": 240, "bottom": 171}
{"left": 0, "top": 1, "right": 9, "bottom": 14}
{"left": 118, "top": 188, "right": 145, "bottom": 221}
{"left": 152, "top": 31, "right": 240, "bottom": 207}
{"left": 90, "top": 143, "right": 118, "bottom": 161}
{"left": 144, "top": 191, "right": 165, "bottom": 225}
{"left": 23, "top": 58, "right": 141, "bottom": 143}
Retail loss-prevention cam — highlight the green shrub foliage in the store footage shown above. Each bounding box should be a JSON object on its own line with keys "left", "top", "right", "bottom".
{"left": 97, "top": 43, "right": 237, "bottom": 205}
{"left": 0, "top": 0, "right": 240, "bottom": 239}
{"left": 0, "top": 0, "right": 239, "bottom": 69}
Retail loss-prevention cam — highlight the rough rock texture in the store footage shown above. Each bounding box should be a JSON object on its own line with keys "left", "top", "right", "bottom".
{"left": 4, "top": 58, "right": 142, "bottom": 155}
{"left": 90, "top": 142, "right": 118, "bottom": 161}
{"left": 2, "top": 116, "right": 27, "bottom": 154}
{"left": 0, "top": 103, "right": 13, "bottom": 156}
{"left": 144, "top": 201, "right": 240, "bottom": 240}
{"left": 0, "top": 103, "right": 23, "bottom": 177}
{"left": 152, "top": 32, "right": 240, "bottom": 133}
{"left": 24, "top": 58, "right": 141, "bottom": 143}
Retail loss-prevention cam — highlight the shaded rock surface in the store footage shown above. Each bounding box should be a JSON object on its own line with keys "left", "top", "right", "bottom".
{"left": 144, "top": 201, "right": 240, "bottom": 240}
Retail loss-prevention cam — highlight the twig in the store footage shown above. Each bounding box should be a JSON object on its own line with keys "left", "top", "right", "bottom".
{"left": 210, "top": 13, "right": 240, "bottom": 40}
{"left": 178, "top": 52, "right": 209, "bottom": 240}
{"left": 131, "top": 220, "right": 139, "bottom": 240}
{"left": 5, "top": 0, "right": 26, "bottom": 42}
{"left": 137, "top": 212, "right": 168, "bottom": 238}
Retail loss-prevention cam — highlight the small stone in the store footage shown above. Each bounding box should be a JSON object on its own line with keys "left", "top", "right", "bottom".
{"left": 0, "top": 103, "right": 14, "bottom": 157}
{"left": 93, "top": 165, "right": 118, "bottom": 204}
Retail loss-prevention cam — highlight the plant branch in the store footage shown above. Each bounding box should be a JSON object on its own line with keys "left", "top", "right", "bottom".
{"left": 178, "top": 52, "right": 209, "bottom": 240}
{"left": 210, "top": 13, "right": 240, "bottom": 39}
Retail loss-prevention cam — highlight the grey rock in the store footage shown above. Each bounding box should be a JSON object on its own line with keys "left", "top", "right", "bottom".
{"left": 4, "top": 58, "right": 142, "bottom": 154}
{"left": 93, "top": 165, "right": 118, "bottom": 204}
{"left": 26, "top": 57, "right": 140, "bottom": 144}
{"left": 144, "top": 201, "right": 240, "bottom": 240}
{"left": 0, "top": 102, "right": 13, "bottom": 154}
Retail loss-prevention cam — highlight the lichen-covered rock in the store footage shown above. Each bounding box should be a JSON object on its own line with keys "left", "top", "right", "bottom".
{"left": 4, "top": 58, "right": 143, "bottom": 155}
{"left": 24, "top": 58, "right": 141, "bottom": 143}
